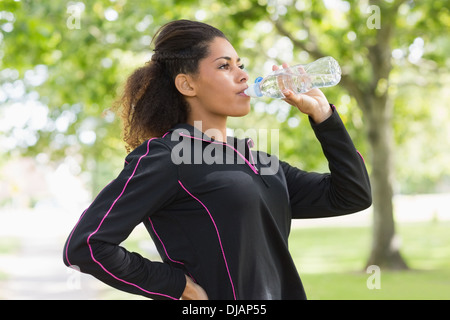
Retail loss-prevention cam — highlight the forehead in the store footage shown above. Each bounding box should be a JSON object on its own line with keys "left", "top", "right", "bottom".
{"left": 206, "top": 37, "right": 239, "bottom": 61}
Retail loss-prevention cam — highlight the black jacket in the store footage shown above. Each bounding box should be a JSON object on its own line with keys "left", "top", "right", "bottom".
{"left": 63, "top": 107, "right": 371, "bottom": 300}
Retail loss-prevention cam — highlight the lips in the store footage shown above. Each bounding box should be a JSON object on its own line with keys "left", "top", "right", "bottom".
{"left": 237, "top": 86, "right": 249, "bottom": 96}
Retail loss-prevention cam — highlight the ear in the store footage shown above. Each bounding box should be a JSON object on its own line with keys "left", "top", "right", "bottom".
{"left": 174, "top": 74, "right": 196, "bottom": 97}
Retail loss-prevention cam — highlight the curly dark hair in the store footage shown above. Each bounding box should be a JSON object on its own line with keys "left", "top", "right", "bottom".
{"left": 115, "top": 20, "right": 227, "bottom": 152}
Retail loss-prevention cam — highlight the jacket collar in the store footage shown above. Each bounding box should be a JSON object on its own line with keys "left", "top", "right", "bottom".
{"left": 170, "top": 123, "right": 254, "bottom": 148}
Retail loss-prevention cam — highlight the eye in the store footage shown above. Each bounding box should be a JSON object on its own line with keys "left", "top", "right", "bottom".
{"left": 219, "top": 63, "right": 230, "bottom": 70}
{"left": 218, "top": 62, "right": 245, "bottom": 71}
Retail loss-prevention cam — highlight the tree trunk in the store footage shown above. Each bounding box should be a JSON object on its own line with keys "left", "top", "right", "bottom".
{"left": 273, "top": 1, "right": 410, "bottom": 270}
{"left": 358, "top": 0, "right": 409, "bottom": 269}
{"left": 364, "top": 96, "right": 408, "bottom": 270}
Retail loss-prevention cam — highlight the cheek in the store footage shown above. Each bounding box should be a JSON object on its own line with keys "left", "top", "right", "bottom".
{"left": 199, "top": 80, "right": 233, "bottom": 106}
{"left": 195, "top": 73, "right": 248, "bottom": 114}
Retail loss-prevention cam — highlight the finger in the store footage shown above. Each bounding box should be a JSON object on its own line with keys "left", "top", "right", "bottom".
{"left": 282, "top": 89, "right": 300, "bottom": 104}
{"left": 297, "top": 65, "right": 306, "bottom": 74}
{"left": 284, "top": 89, "right": 311, "bottom": 111}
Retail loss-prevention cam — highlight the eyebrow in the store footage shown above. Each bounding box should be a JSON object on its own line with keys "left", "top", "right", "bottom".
{"left": 214, "top": 56, "right": 241, "bottom": 62}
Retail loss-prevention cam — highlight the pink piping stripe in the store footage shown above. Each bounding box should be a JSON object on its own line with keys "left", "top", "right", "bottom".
{"left": 178, "top": 132, "right": 259, "bottom": 175}
{"left": 64, "top": 209, "right": 87, "bottom": 267}
{"left": 65, "top": 179, "right": 116, "bottom": 267}
{"left": 356, "top": 150, "right": 365, "bottom": 163}
{"left": 148, "top": 217, "right": 184, "bottom": 266}
{"left": 148, "top": 217, "right": 197, "bottom": 283}
{"left": 178, "top": 180, "right": 237, "bottom": 300}
{"left": 162, "top": 131, "right": 170, "bottom": 138}
{"left": 247, "top": 139, "right": 256, "bottom": 165}
{"left": 86, "top": 138, "right": 178, "bottom": 300}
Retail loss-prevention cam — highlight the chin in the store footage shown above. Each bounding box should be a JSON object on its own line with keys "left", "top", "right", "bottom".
{"left": 230, "top": 110, "right": 250, "bottom": 118}
{"left": 229, "top": 103, "right": 251, "bottom": 117}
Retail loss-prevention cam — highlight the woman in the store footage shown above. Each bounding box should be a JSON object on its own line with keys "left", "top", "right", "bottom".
{"left": 63, "top": 20, "right": 371, "bottom": 300}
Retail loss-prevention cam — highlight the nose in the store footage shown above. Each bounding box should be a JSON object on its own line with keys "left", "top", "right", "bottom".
{"left": 238, "top": 69, "right": 249, "bottom": 83}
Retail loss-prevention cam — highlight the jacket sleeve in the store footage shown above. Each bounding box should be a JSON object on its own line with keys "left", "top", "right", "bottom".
{"left": 62, "top": 138, "right": 186, "bottom": 300}
{"left": 281, "top": 107, "right": 372, "bottom": 219}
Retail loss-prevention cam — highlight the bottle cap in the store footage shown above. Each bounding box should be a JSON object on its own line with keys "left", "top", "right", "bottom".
{"left": 244, "top": 77, "right": 263, "bottom": 97}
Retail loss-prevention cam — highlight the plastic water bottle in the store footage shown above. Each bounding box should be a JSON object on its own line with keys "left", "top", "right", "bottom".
{"left": 244, "top": 56, "right": 341, "bottom": 98}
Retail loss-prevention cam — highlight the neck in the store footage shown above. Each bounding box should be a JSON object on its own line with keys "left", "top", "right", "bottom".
{"left": 187, "top": 114, "right": 228, "bottom": 143}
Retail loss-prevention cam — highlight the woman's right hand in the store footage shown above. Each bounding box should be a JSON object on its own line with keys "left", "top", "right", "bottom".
{"left": 181, "top": 275, "right": 209, "bottom": 300}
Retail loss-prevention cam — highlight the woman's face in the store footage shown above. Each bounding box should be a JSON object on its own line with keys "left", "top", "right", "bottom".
{"left": 186, "top": 37, "right": 250, "bottom": 119}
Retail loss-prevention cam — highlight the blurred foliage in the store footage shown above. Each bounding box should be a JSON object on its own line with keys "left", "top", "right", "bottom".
{"left": 1, "top": 0, "right": 449, "bottom": 196}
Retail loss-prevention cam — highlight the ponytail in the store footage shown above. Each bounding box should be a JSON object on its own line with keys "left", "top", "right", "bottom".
{"left": 117, "top": 60, "right": 188, "bottom": 153}
{"left": 114, "top": 20, "right": 227, "bottom": 152}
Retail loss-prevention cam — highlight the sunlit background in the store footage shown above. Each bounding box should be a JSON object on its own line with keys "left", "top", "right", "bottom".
{"left": 0, "top": 0, "right": 449, "bottom": 300}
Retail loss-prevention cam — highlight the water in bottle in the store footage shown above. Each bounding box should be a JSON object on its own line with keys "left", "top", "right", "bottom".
{"left": 244, "top": 56, "right": 341, "bottom": 98}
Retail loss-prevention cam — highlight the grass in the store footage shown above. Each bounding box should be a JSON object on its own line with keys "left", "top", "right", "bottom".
{"left": 289, "top": 220, "right": 450, "bottom": 300}
{"left": 0, "top": 237, "right": 21, "bottom": 255}
{"left": 300, "top": 270, "right": 450, "bottom": 300}
{"left": 103, "top": 220, "right": 450, "bottom": 300}
{"left": 0, "top": 237, "right": 21, "bottom": 282}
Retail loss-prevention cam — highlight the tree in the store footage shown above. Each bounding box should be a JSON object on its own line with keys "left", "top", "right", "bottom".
{"left": 1, "top": 0, "right": 192, "bottom": 193}
{"left": 220, "top": 0, "right": 449, "bottom": 269}
{"left": 271, "top": 0, "right": 409, "bottom": 269}
{"left": 2, "top": 0, "right": 449, "bottom": 269}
